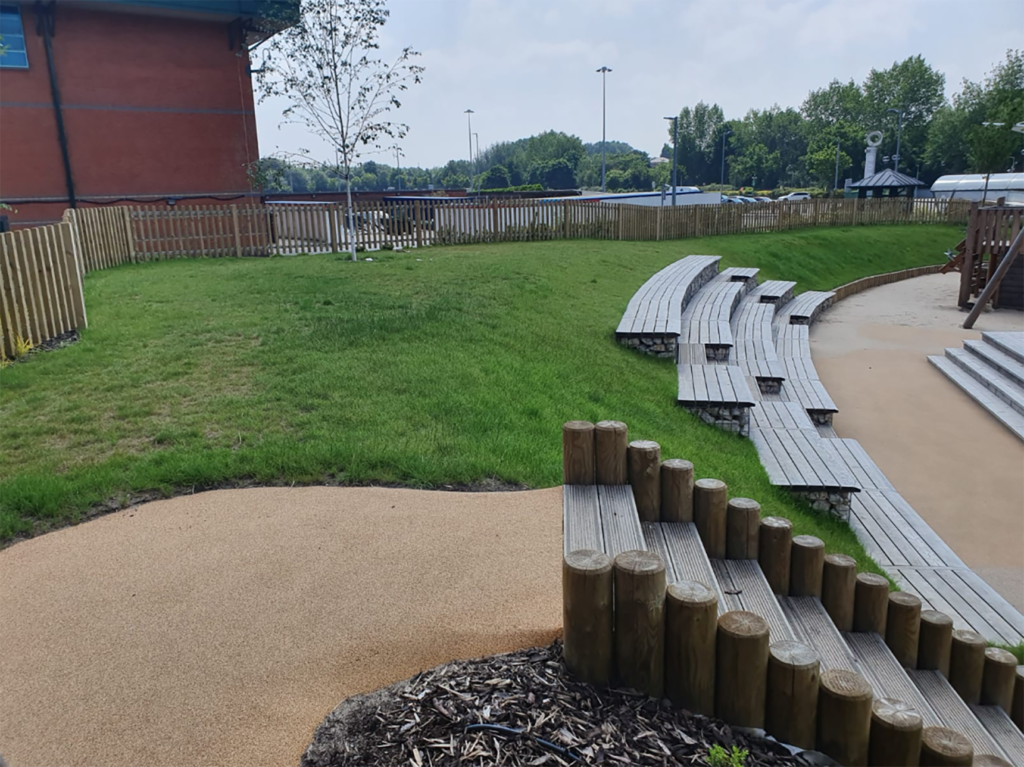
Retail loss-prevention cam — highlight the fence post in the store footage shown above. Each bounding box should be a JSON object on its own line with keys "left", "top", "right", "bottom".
{"left": 60, "top": 222, "right": 87, "bottom": 329}
{"left": 122, "top": 206, "right": 137, "bottom": 263}
{"left": 415, "top": 200, "right": 423, "bottom": 249}
{"left": 231, "top": 205, "right": 242, "bottom": 257}
{"left": 563, "top": 200, "right": 570, "bottom": 239}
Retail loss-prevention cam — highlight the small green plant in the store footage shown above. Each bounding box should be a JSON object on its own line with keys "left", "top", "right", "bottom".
{"left": 1, "top": 332, "right": 33, "bottom": 368}
{"left": 706, "top": 744, "right": 748, "bottom": 767}
{"left": 380, "top": 242, "right": 394, "bottom": 251}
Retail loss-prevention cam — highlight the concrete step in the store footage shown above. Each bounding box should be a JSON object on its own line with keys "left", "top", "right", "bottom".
{"left": 928, "top": 355, "right": 1024, "bottom": 441}
{"left": 983, "top": 331, "right": 1024, "bottom": 366}
{"left": 945, "top": 347, "right": 1024, "bottom": 415}
{"left": 964, "top": 337, "right": 1024, "bottom": 388}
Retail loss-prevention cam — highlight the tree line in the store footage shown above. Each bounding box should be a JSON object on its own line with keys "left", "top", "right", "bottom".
{"left": 259, "top": 50, "right": 1021, "bottom": 195}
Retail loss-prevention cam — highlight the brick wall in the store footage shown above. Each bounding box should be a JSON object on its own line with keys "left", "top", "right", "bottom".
{"left": 0, "top": 3, "right": 259, "bottom": 225}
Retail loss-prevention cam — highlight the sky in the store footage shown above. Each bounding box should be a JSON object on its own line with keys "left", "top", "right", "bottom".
{"left": 253, "top": 0, "right": 1023, "bottom": 169}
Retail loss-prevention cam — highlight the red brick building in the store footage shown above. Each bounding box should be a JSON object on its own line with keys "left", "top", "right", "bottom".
{"left": 0, "top": 0, "right": 297, "bottom": 226}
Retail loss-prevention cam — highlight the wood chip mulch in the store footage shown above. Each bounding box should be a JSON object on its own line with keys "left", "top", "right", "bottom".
{"left": 303, "top": 642, "right": 812, "bottom": 766}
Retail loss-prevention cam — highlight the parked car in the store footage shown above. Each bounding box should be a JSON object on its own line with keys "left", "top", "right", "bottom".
{"left": 735, "top": 196, "right": 758, "bottom": 204}
{"left": 777, "top": 192, "right": 811, "bottom": 201}
{"left": 722, "top": 196, "right": 742, "bottom": 204}
{"left": 755, "top": 196, "right": 773, "bottom": 203}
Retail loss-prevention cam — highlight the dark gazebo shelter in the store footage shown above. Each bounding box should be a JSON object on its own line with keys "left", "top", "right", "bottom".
{"left": 848, "top": 169, "right": 924, "bottom": 198}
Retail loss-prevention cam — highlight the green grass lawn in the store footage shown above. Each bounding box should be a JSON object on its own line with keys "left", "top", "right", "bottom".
{"left": 0, "top": 224, "right": 962, "bottom": 568}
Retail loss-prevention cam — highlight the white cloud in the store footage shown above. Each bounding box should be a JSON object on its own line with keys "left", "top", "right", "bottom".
{"left": 254, "top": 0, "right": 1021, "bottom": 168}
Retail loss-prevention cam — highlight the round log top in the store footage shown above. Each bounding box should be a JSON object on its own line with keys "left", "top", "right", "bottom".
{"left": 563, "top": 420, "right": 595, "bottom": 432}
{"left": 564, "top": 549, "right": 613, "bottom": 574}
{"left": 973, "top": 755, "right": 1012, "bottom": 767}
{"left": 872, "top": 697, "right": 924, "bottom": 730}
{"left": 824, "top": 553, "right": 856, "bottom": 567}
{"left": 694, "top": 478, "right": 726, "bottom": 490}
{"left": 792, "top": 534, "right": 824, "bottom": 549}
{"left": 921, "top": 610, "right": 954, "bottom": 627}
{"left": 820, "top": 669, "right": 873, "bottom": 700}
{"left": 889, "top": 592, "right": 922, "bottom": 608}
{"left": 628, "top": 439, "right": 660, "bottom": 451}
{"left": 769, "top": 640, "right": 820, "bottom": 669}
{"left": 667, "top": 580, "right": 717, "bottom": 605}
{"left": 727, "top": 497, "right": 760, "bottom": 511}
{"left": 718, "top": 610, "right": 769, "bottom": 638}
{"left": 984, "top": 647, "right": 1017, "bottom": 666}
{"left": 856, "top": 572, "right": 889, "bottom": 588}
{"left": 922, "top": 726, "right": 973, "bottom": 758}
{"left": 662, "top": 458, "right": 694, "bottom": 470}
{"left": 951, "top": 628, "right": 985, "bottom": 647}
{"left": 595, "top": 420, "right": 627, "bottom": 432}
{"left": 614, "top": 549, "right": 665, "bottom": 575}
{"left": 761, "top": 516, "right": 792, "bottom": 530}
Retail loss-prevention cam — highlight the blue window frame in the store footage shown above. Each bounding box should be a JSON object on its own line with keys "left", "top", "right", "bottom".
{"left": 0, "top": 4, "right": 28, "bottom": 69}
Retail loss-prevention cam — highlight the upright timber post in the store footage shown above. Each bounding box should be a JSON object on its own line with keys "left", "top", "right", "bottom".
{"left": 919, "top": 611, "right": 954, "bottom": 677}
{"left": 660, "top": 459, "right": 694, "bottom": 522}
{"left": 759, "top": 516, "right": 792, "bottom": 595}
{"left": 766, "top": 640, "right": 820, "bottom": 749}
{"left": 920, "top": 727, "right": 973, "bottom": 765}
{"left": 614, "top": 550, "right": 666, "bottom": 697}
{"left": 562, "top": 421, "right": 595, "bottom": 484}
{"left": 822, "top": 553, "right": 856, "bottom": 631}
{"left": 594, "top": 420, "right": 628, "bottom": 484}
{"left": 790, "top": 535, "right": 825, "bottom": 597}
{"left": 725, "top": 498, "right": 760, "bottom": 559}
{"left": 628, "top": 440, "right": 661, "bottom": 520}
{"left": 980, "top": 647, "right": 1017, "bottom": 713}
{"left": 949, "top": 629, "right": 986, "bottom": 704}
{"left": 1013, "top": 665, "right": 1024, "bottom": 728}
{"left": 818, "top": 669, "right": 873, "bottom": 766}
{"left": 664, "top": 580, "right": 717, "bottom": 715}
{"left": 886, "top": 592, "right": 922, "bottom": 669}
{"left": 870, "top": 698, "right": 923, "bottom": 767}
{"left": 853, "top": 573, "right": 889, "bottom": 634}
{"left": 694, "top": 478, "right": 727, "bottom": 559}
{"left": 562, "top": 550, "right": 613, "bottom": 686}
{"left": 716, "top": 611, "right": 769, "bottom": 728}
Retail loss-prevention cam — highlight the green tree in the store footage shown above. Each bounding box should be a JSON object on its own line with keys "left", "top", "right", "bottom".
{"left": 478, "top": 165, "right": 511, "bottom": 190}
{"left": 669, "top": 101, "right": 726, "bottom": 184}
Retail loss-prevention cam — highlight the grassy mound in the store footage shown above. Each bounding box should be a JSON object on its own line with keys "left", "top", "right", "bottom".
{"left": 0, "top": 224, "right": 961, "bottom": 556}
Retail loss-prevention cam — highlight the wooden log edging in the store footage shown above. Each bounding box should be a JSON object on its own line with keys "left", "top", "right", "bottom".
{"left": 558, "top": 420, "right": 1004, "bottom": 762}
{"left": 831, "top": 263, "right": 946, "bottom": 303}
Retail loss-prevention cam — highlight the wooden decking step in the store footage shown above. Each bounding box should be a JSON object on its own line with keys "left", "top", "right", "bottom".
{"left": 776, "top": 290, "right": 835, "bottom": 325}
{"left": 778, "top": 377, "right": 837, "bottom": 415}
{"left": 750, "top": 427, "right": 859, "bottom": 491}
{"left": 749, "top": 280, "right": 796, "bottom": 306}
{"left": 774, "top": 324, "right": 810, "bottom": 358}
{"left": 780, "top": 356, "right": 819, "bottom": 380}
{"left": 616, "top": 255, "right": 721, "bottom": 336}
{"left": 928, "top": 354, "right": 1024, "bottom": 441}
{"left": 969, "top": 703, "right": 1024, "bottom": 765}
{"left": 749, "top": 401, "right": 815, "bottom": 430}
{"left": 888, "top": 566, "right": 1024, "bottom": 645}
{"left": 734, "top": 355, "right": 787, "bottom": 384}
{"left": 944, "top": 348, "right": 1024, "bottom": 415}
{"left": 677, "top": 364, "right": 756, "bottom": 406}
{"left": 711, "top": 559, "right": 794, "bottom": 643}
{"left": 642, "top": 522, "right": 724, "bottom": 605}
{"left": 779, "top": 596, "right": 858, "bottom": 673}
{"left": 983, "top": 330, "right": 1024, "bottom": 366}
{"left": 964, "top": 338, "right": 1024, "bottom": 388}
{"left": 679, "top": 281, "right": 746, "bottom": 349}
{"left": 562, "top": 484, "right": 645, "bottom": 558}
{"left": 910, "top": 669, "right": 1004, "bottom": 759}
{"left": 829, "top": 438, "right": 894, "bottom": 491}
{"left": 844, "top": 631, "right": 940, "bottom": 726}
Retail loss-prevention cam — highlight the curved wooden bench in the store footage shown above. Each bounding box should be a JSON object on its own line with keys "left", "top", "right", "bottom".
{"left": 776, "top": 290, "right": 835, "bottom": 325}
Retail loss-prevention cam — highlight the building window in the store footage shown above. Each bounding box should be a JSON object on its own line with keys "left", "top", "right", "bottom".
{"left": 0, "top": 4, "right": 28, "bottom": 69}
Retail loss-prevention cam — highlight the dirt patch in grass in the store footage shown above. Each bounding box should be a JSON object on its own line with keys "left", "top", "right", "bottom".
{"left": 304, "top": 642, "right": 800, "bottom": 767}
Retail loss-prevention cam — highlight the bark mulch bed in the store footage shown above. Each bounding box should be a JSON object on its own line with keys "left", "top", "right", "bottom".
{"left": 303, "top": 642, "right": 825, "bottom": 766}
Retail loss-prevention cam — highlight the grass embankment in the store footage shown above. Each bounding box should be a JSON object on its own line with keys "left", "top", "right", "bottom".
{"left": 0, "top": 225, "right": 961, "bottom": 564}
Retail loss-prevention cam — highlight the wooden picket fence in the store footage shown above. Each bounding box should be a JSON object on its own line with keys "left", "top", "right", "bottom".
{"left": 59, "top": 196, "right": 972, "bottom": 275}
{"left": 0, "top": 222, "right": 87, "bottom": 359}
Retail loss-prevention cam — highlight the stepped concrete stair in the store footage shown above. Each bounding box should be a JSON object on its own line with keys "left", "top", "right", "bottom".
{"left": 563, "top": 482, "right": 1023, "bottom": 762}
{"left": 928, "top": 330, "right": 1024, "bottom": 441}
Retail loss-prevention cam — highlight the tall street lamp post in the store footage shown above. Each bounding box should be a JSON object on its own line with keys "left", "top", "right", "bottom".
{"left": 720, "top": 129, "right": 733, "bottom": 186}
{"left": 886, "top": 108, "right": 904, "bottom": 172}
{"left": 464, "top": 109, "right": 474, "bottom": 191}
{"left": 664, "top": 115, "right": 678, "bottom": 206}
{"left": 596, "top": 66, "right": 612, "bottom": 192}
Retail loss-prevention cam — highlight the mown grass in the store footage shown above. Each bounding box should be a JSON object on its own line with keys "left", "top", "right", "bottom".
{"left": 0, "top": 224, "right": 962, "bottom": 568}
